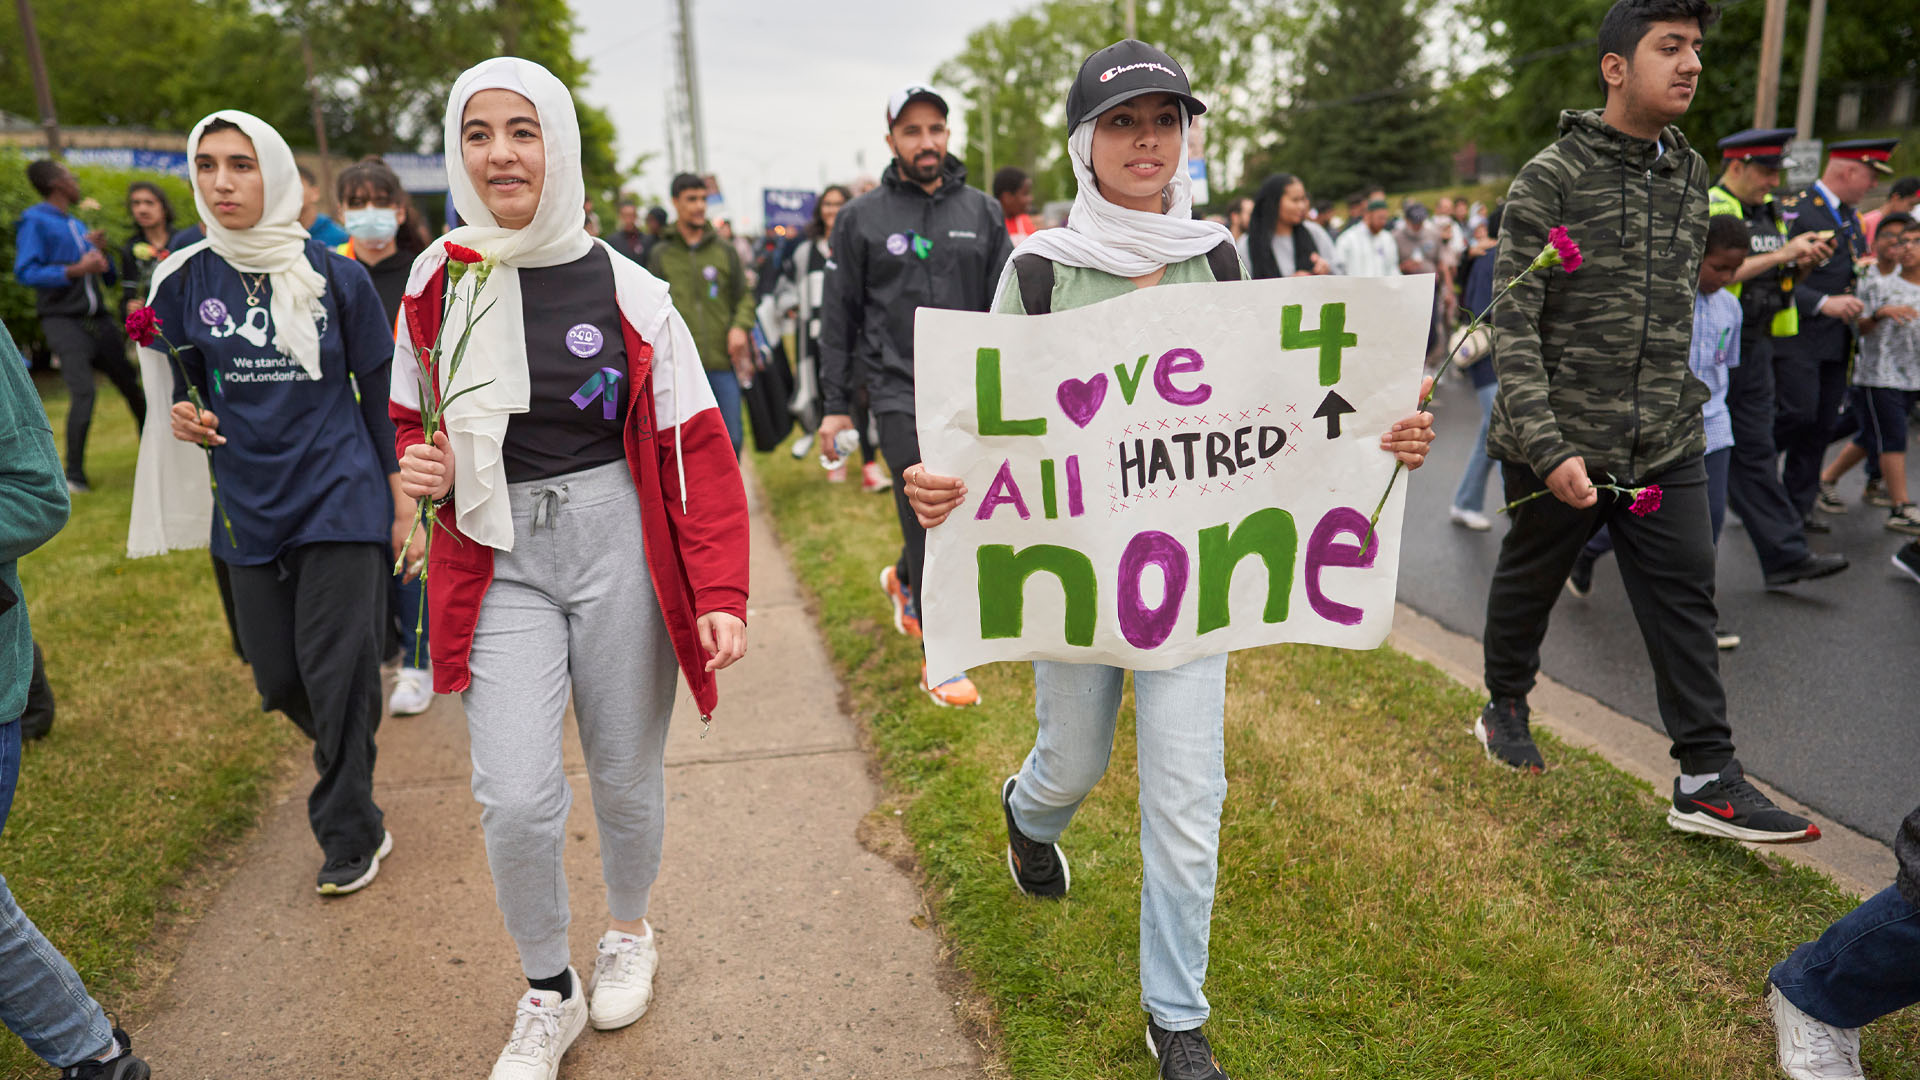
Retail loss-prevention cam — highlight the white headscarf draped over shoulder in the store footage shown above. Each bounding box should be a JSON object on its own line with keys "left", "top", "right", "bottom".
{"left": 398, "top": 56, "right": 678, "bottom": 551}
{"left": 992, "top": 106, "right": 1234, "bottom": 305}
{"left": 146, "top": 110, "right": 329, "bottom": 379}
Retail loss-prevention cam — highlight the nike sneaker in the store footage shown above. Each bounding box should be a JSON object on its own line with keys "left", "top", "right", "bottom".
{"left": 1667, "top": 761, "right": 1819, "bottom": 843}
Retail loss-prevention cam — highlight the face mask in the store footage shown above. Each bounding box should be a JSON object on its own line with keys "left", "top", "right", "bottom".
{"left": 344, "top": 207, "right": 400, "bottom": 244}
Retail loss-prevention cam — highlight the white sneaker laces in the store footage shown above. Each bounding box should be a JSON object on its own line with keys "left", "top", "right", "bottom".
{"left": 1791, "top": 1017, "right": 1862, "bottom": 1079}
{"left": 594, "top": 937, "right": 645, "bottom": 987}
{"left": 505, "top": 999, "right": 562, "bottom": 1058}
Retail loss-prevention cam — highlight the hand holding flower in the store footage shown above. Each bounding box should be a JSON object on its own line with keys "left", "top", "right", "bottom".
{"left": 399, "top": 431, "right": 455, "bottom": 501}
{"left": 1379, "top": 375, "right": 1437, "bottom": 469}
{"left": 1544, "top": 456, "right": 1597, "bottom": 508}
{"left": 169, "top": 400, "right": 225, "bottom": 446}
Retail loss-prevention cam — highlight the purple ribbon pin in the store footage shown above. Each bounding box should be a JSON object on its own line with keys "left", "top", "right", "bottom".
{"left": 570, "top": 366, "right": 625, "bottom": 420}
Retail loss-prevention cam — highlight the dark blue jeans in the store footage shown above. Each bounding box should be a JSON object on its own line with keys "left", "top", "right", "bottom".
{"left": 0, "top": 718, "right": 116, "bottom": 1067}
{"left": 1771, "top": 885, "right": 1920, "bottom": 1029}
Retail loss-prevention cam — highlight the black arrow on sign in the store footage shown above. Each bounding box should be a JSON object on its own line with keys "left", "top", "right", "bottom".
{"left": 1313, "top": 390, "right": 1356, "bottom": 438}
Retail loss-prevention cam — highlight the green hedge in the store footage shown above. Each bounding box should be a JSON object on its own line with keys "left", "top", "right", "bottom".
{"left": 1, "top": 149, "right": 199, "bottom": 358}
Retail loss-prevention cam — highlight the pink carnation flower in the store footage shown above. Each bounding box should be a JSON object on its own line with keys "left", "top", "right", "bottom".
{"left": 1628, "top": 484, "right": 1662, "bottom": 516}
{"left": 1548, "top": 226, "right": 1582, "bottom": 273}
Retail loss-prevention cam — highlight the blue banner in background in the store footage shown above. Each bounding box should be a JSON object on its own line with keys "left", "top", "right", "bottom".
{"left": 64, "top": 148, "right": 191, "bottom": 177}
{"left": 763, "top": 188, "right": 816, "bottom": 234}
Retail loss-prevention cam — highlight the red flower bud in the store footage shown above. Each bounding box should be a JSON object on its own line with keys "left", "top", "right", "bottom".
{"left": 1548, "top": 226, "right": 1583, "bottom": 274}
{"left": 1628, "top": 484, "right": 1663, "bottom": 516}
{"left": 124, "top": 307, "right": 163, "bottom": 347}
{"left": 444, "top": 243, "right": 485, "bottom": 264}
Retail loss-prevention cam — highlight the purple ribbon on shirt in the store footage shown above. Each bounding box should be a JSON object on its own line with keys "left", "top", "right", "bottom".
{"left": 570, "top": 366, "right": 625, "bottom": 420}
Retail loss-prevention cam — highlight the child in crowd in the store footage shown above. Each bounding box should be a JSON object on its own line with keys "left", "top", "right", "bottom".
{"left": 1818, "top": 212, "right": 1914, "bottom": 516}
{"left": 1846, "top": 213, "right": 1920, "bottom": 534}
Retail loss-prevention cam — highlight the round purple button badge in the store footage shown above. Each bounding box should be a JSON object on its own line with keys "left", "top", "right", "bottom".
{"left": 886, "top": 233, "right": 910, "bottom": 256}
{"left": 199, "top": 298, "right": 229, "bottom": 325}
{"left": 565, "top": 323, "right": 605, "bottom": 359}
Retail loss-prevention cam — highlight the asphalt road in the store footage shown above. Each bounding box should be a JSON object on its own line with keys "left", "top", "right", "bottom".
{"left": 1395, "top": 374, "right": 1920, "bottom": 846}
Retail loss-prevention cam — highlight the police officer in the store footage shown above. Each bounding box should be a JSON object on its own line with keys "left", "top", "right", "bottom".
{"left": 1777, "top": 138, "right": 1900, "bottom": 525}
{"left": 1708, "top": 129, "right": 1849, "bottom": 586}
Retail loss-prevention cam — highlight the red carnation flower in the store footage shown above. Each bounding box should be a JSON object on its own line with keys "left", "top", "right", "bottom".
{"left": 1629, "top": 484, "right": 1662, "bottom": 516}
{"left": 124, "top": 307, "right": 162, "bottom": 347}
{"left": 1548, "top": 226, "right": 1582, "bottom": 274}
{"left": 444, "top": 242, "right": 484, "bottom": 264}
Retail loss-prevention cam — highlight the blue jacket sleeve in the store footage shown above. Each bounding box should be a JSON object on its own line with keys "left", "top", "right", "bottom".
{"left": 12, "top": 215, "right": 74, "bottom": 290}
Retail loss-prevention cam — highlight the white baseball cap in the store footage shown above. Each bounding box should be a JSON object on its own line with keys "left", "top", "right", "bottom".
{"left": 886, "top": 84, "right": 949, "bottom": 128}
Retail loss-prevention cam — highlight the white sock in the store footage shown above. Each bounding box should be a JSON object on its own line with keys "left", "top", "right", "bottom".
{"left": 95, "top": 1035, "right": 122, "bottom": 1062}
{"left": 1678, "top": 772, "right": 1719, "bottom": 795}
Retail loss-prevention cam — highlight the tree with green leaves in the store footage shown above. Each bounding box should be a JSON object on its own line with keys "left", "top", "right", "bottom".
{"left": 1262, "top": 0, "right": 1447, "bottom": 201}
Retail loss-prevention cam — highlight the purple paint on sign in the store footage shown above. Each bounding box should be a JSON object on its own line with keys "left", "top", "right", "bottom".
{"left": 886, "top": 233, "right": 910, "bottom": 256}
{"left": 1117, "top": 531, "right": 1189, "bottom": 649}
{"left": 565, "top": 323, "right": 604, "bottom": 358}
{"left": 199, "top": 298, "right": 228, "bottom": 325}
{"left": 1305, "top": 506, "right": 1377, "bottom": 626}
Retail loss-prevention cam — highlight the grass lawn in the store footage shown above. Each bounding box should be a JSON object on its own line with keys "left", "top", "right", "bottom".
{"left": 3, "top": 377, "right": 295, "bottom": 1078}
{"left": 755, "top": 439, "right": 1919, "bottom": 1079}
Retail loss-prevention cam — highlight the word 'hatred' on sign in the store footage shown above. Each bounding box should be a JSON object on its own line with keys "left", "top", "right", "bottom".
{"left": 914, "top": 274, "right": 1432, "bottom": 683}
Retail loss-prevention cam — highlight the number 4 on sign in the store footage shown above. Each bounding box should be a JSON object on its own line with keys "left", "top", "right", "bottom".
{"left": 1281, "top": 303, "right": 1357, "bottom": 387}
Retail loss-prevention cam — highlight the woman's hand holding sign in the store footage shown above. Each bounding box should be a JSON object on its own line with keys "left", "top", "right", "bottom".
{"left": 905, "top": 466, "right": 968, "bottom": 528}
{"left": 1380, "top": 374, "right": 1437, "bottom": 469}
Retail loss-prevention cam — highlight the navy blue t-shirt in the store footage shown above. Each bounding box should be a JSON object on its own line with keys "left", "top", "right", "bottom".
{"left": 149, "top": 240, "right": 399, "bottom": 565}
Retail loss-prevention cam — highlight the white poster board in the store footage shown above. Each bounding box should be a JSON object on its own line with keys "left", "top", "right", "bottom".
{"left": 915, "top": 274, "right": 1432, "bottom": 684}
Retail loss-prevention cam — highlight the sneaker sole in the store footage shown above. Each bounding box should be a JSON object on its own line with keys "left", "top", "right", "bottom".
{"left": 389, "top": 694, "right": 433, "bottom": 717}
{"left": 1002, "top": 776, "right": 1070, "bottom": 898}
{"left": 1666, "top": 808, "right": 1821, "bottom": 844}
{"left": 589, "top": 988, "right": 652, "bottom": 1031}
{"left": 1815, "top": 499, "right": 1848, "bottom": 515}
{"left": 880, "top": 567, "right": 917, "bottom": 637}
{"left": 1563, "top": 578, "right": 1591, "bottom": 598}
{"left": 1888, "top": 521, "right": 1920, "bottom": 536}
{"left": 1473, "top": 716, "right": 1544, "bottom": 774}
{"left": 318, "top": 831, "right": 393, "bottom": 896}
{"left": 1894, "top": 551, "right": 1920, "bottom": 585}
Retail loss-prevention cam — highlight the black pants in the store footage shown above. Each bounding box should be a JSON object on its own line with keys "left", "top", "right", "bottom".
{"left": 1483, "top": 457, "right": 1735, "bottom": 774}
{"left": 1723, "top": 333, "right": 1812, "bottom": 572}
{"left": 39, "top": 314, "right": 145, "bottom": 485}
{"left": 877, "top": 411, "right": 926, "bottom": 605}
{"left": 227, "top": 542, "right": 386, "bottom": 861}
{"left": 1775, "top": 351, "right": 1849, "bottom": 519}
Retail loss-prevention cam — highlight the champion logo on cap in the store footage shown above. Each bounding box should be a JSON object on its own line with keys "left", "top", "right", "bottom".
{"left": 1100, "top": 61, "right": 1177, "bottom": 83}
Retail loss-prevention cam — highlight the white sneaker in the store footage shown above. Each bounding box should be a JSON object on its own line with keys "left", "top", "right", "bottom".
{"left": 1449, "top": 505, "right": 1492, "bottom": 531}
{"left": 588, "top": 927, "right": 659, "bottom": 1030}
{"left": 387, "top": 668, "right": 434, "bottom": 717}
{"left": 490, "top": 974, "right": 588, "bottom": 1080}
{"left": 791, "top": 432, "right": 815, "bottom": 459}
{"left": 1770, "top": 984, "right": 1864, "bottom": 1080}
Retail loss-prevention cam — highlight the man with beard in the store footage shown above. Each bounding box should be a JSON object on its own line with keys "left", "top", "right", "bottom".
{"left": 818, "top": 84, "right": 1012, "bottom": 707}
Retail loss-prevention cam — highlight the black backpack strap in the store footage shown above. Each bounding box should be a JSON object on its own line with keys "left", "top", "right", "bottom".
{"left": 1013, "top": 252, "right": 1056, "bottom": 315}
{"left": 1205, "top": 240, "right": 1243, "bottom": 282}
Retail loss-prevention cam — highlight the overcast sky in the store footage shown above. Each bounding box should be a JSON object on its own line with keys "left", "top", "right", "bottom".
{"left": 570, "top": 0, "right": 1029, "bottom": 230}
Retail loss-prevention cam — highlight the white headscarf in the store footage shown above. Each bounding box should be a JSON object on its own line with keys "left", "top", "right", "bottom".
{"left": 147, "top": 110, "right": 329, "bottom": 380}
{"left": 401, "top": 57, "right": 651, "bottom": 549}
{"left": 993, "top": 107, "right": 1233, "bottom": 303}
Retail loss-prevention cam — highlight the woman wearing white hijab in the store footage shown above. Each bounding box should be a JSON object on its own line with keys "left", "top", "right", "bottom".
{"left": 906, "top": 42, "right": 1437, "bottom": 1080}
{"left": 391, "top": 58, "right": 749, "bottom": 1080}
{"left": 138, "top": 110, "right": 410, "bottom": 897}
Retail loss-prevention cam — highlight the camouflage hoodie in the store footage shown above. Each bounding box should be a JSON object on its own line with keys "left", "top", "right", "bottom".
{"left": 1486, "top": 109, "right": 1712, "bottom": 485}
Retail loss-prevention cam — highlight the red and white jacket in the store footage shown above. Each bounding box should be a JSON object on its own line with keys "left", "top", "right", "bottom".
{"left": 389, "top": 253, "right": 749, "bottom": 718}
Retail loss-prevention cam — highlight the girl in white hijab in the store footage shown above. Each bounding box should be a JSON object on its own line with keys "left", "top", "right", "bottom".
{"left": 391, "top": 58, "right": 750, "bottom": 1080}
{"left": 907, "top": 41, "right": 1436, "bottom": 1080}
{"left": 133, "top": 110, "right": 411, "bottom": 898}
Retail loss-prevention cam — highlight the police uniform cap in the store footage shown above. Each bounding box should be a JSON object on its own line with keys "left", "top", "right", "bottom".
{"left": 1828, "top": 138, "right": 1899, "bottom": 176}
{"left": 1718, "top": 128, "right": 1798, "bottom": 168}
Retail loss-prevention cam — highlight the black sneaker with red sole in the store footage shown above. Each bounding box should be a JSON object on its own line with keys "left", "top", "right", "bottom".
{"left": 1667, "top": 761, "right": 1820, "bottom": 843}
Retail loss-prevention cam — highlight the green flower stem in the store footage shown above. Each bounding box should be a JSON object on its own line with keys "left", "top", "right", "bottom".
{"left": 1361, "top": 268, "right": 1536, "bottom": 551}
{"left": 1498, "top": 482, "right": 1640, "bottom": 516}
{"left": 156, "top": 333, "right": 237, "bottom": 549}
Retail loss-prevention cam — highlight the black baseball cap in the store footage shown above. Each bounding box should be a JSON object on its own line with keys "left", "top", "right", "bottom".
{"left": 1066, "top": 40, "right": 1206, "bottom": 133}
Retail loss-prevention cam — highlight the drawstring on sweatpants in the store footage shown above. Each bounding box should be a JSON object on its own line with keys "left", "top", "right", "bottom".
{"left": 530, "top": 483, "right": 570, "bottom": 531}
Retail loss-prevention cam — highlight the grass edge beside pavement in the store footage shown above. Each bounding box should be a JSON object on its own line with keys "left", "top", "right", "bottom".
{"left": 750, "top": 438, "right": 1919, "bottom": 1080}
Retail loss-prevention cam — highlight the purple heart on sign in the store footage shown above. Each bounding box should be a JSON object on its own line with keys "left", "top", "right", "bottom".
{"left": 1056, "top": 372, "right": 1109, "bottom": 428}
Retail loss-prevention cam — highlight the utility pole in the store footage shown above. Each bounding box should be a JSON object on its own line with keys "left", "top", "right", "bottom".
{"left": 982, "top": 83, "right": 995, "bottom": 184}
{"left": 1794, "top": 0, "right": 1827, "bottom": 141}
{"left": 14, "top": 0, "right": 62, "bottom": 157}
{"left": 1123, "top": 0, "right": 1137, "bottom": 39}
{"left": 674, "top": 0, "right": 708, "bottom": 174}
{"left": 1752, "top": 0, "right": 1787, "bottom": 129}
{"left": 300, "top": 29, "right": 334, "bottom": 208}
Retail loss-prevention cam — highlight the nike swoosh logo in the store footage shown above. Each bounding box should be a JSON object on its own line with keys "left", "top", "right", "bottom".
{"left": 1690, "top": 799, "right": 1737, "bottom": 819}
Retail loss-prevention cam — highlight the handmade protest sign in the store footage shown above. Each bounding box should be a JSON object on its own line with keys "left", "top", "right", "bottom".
{"left": 915, "top": 274, "right": 1432, "bottom": 684}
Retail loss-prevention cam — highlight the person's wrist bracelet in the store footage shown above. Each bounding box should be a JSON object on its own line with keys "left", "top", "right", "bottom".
{"left": 432, "top": 488, "right": 455, "bottom": 509}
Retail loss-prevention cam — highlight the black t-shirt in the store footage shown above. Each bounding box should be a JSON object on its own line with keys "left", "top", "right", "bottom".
{"left": 502, "top": 246, "right": 630, "bottom": 483}
{"left": 358, "top": 250, "right": 411, "bottom": 330}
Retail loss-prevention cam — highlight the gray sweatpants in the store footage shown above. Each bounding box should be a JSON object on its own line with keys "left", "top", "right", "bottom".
{"left": 463, "top": 460, "right": 678, "bottom": 980}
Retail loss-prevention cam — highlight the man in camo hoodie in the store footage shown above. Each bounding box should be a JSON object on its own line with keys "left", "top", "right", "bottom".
{"left": 1473, "top": 0, "right": 1816, "bottom": 845}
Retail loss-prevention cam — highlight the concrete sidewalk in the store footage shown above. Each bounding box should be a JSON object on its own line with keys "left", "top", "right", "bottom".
{"left": 132, "top": 474, "right": 984, "bottom": 1078}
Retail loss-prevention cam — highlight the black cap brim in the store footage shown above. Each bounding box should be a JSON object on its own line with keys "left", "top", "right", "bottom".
{"left": 1074, "top": 87, "right": 1206, "bottom": 130}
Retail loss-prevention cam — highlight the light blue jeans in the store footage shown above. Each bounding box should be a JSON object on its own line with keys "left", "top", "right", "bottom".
{"left": 0, "top": 719, "right": 115, "bottom": 1068}
{"left": 1008, "top": 653, "right": 1230, "bottom": 1030}
{"left": 706, "top": 370, "right": 744, "bottom": 458}
{"left": 1452, "top": 381, "right": 1499, "bottom": 512}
